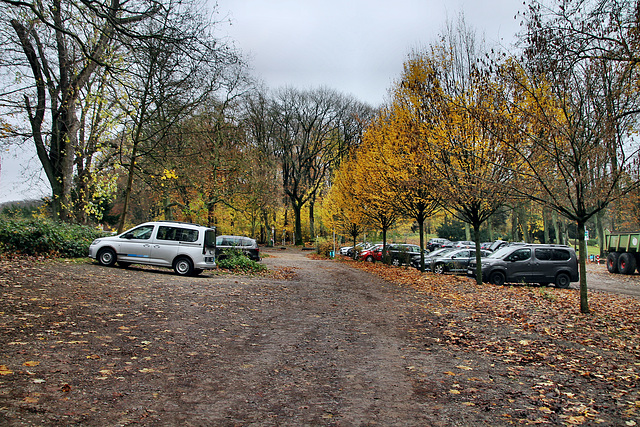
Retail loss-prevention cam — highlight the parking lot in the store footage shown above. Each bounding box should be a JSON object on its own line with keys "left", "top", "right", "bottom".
{"left": 0, "top": 248, "right": 638, "bottom": 425}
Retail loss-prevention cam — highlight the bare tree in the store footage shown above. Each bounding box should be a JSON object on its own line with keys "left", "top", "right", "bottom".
{"left": 269, "top": 87, "right": 371, "bottom": 245}
{"left": 109, "top": 0, "right": 245, "bottom": 231}
{"left": 0, "top": 0, "right": 160, "bottom": 220}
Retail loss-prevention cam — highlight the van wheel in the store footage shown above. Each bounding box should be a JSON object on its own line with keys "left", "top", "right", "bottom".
{"left": 555, "top": 272, "right": 571, "bottom": 288}
{"left": 618, "top": 252, "right": 636, "bottom": 275}
{"left": 97, "top": 248, "right": 117, "bottom": 267}
{"left": 490, "top": 271, "right": 506, "bottom": 286}
{"left": 173, "top": 257, "right": 194, "bottom": 276}
{"left": 606, "top": 252, "right": 620, "bottom": 273}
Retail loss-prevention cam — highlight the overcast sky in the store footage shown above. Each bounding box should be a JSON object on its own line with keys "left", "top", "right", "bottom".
{"left": 0, "top": 0, "right": 527, "bottom": 203}
{"left": 213, "top": 0, "right": 526, "bottom": 106}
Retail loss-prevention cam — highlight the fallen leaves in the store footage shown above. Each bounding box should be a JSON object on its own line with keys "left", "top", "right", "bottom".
{"left": 343, "top": 257, "right": 640, "bottom": 424}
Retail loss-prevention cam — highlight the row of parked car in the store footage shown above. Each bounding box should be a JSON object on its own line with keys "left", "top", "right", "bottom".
{"left": 340, "top": 238, "right": 579, "bottom": 288}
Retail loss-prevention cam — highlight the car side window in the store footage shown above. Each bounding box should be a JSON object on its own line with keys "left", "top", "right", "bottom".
{"left": 157, "top": 226, "right": 176, "bottom": 241}
{"left": 176, "top": 228, "right": 198, "bottom": 242}
{"left": 509, "top": 248, "right": 531, "bottom": 261}
{"left": 123, "top": 225, "right": 154, "bottom": 240}
{"left": 157, "top": 226, "right": 198, "bottom": 242}
{"left": 535, "top": 248, "right": 552, "bottom": 260}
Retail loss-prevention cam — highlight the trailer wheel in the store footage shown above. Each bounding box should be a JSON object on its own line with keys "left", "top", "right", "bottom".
{"left": 618, "top": 252, "right": 637, "bottom": 275}
{"left": 606, "top": 252, "right": 620, "bottom": 273}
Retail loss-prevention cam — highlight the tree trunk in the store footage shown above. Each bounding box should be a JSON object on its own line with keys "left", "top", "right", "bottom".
{"left": 291, "top": 198, "right": 303, "bottom": 246}
{"left": 418, "top": 219, "right": 425, "bottom": 272}
{"left": 543, "top": 208, "right": 550, "bottom": 244}
{"left": 553, "top": 211, "right": 561, "bottom": 244}
{"left": 577, "top": 220, "right": 589, "bottom": 314}
{"left": 473, "top": 222, "right": 483, "bottom": 286}
{"left": 511, "top": 208, "right": 519, "bottom": 240}
{"left": 309, "top": 199, "right": 315, "bottom": 239}
{"left": 118, "top": 140, "right": 138, "bottom": 233}
{"left": 518, "top": 206, "right": 530, "bottom": 242}
{"left": 596, "top": 210, "right": 605, "bottom": 258}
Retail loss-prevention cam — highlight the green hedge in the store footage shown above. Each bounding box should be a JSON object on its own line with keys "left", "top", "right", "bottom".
{"left": 217, "top": 249, "right": 266, "bottom": 273}
{"left": 0, "top": 218, "right": 108, "bottom": 258}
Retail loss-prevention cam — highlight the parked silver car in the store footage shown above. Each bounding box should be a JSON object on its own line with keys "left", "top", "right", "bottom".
{"left": 89, "top": 221, "right": 217, "bottom": 276}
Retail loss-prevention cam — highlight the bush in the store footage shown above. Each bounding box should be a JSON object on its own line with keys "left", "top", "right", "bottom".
{"left": 217, "top": 249, "right": 266, "bottom": 273}
{"left": 0, "top": 217, "right": 108, "bottom": 258}
{"left": 316, "top": 241, "right": 335, "bottom": 257}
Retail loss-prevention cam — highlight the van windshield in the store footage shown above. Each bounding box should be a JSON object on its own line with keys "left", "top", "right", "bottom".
{"left": 204, "top": 229, "right": 216, "bottom": 249}
{"left": 487, "top": 246, "right": 513, "bottom": 259}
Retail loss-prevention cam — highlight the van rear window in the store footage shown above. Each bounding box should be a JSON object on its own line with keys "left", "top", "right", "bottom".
{"left": 552, "top": 249, "right": 571, "bottom": 261}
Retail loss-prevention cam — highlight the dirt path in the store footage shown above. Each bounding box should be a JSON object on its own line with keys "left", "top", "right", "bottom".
{"left": 0, "top": 248, "right": 469, "bottom": 426}
{"left": 0, "top": 247, "right": 638, "bottom": 425}
{"left": 583, "top": 262, "right": 640, "bottom": 297}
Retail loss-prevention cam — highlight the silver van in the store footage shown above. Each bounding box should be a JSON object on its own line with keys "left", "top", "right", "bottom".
{"left": 89, "top": 221, "right": 217, "bottom": 276}
{"left": 467, "top": 244, "right": 579, "bottom": 288}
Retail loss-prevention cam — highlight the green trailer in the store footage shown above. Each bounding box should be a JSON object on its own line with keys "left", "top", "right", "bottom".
{"left": 605, "top": 232, "right": 640, "bottom": 274}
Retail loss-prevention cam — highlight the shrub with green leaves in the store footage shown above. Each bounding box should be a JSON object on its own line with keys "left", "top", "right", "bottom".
{"left": 0, "top": 217, "right": 108, "bottom": 258}
{"left": 217, "top": 249, "right": 266, "bottom": 273}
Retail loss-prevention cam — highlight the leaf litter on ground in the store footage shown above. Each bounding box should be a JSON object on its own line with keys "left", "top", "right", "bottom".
{"left": 339, "top": 256, "right": 640, "bottom": 425}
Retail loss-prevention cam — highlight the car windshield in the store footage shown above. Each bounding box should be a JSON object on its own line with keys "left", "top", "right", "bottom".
{"left": 487, "top": 246, "right": 514, "bottom": 259}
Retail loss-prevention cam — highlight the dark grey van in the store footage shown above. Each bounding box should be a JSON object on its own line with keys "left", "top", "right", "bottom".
{"left": 467, "top": 244, "right": 579, "bottom": 288}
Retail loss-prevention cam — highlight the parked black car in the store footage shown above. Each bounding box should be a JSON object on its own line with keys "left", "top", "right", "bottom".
{"left": 216, "top": 235, "right": 260, "bottom": 261}
{"left": 467, "top": 244, "right": 578, "bottom": 288}
{"left": 385, "top": 243, "right": 422, "bottom": 266}
{"left": 426, "top": 238, "right": 453, "bottom": 252}
{"left": 429, "top": 248, "right": 492, "bottom": 274}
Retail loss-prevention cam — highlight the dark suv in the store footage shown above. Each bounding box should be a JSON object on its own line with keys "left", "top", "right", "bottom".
{"left": 385, "top": 244, "right": 421, "bottom": 266}
{"left": 467, "top": 244, "right": 578, "bottom": 288}
{"left": 216, "top": 235, "right": 260, "bottom": 261}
